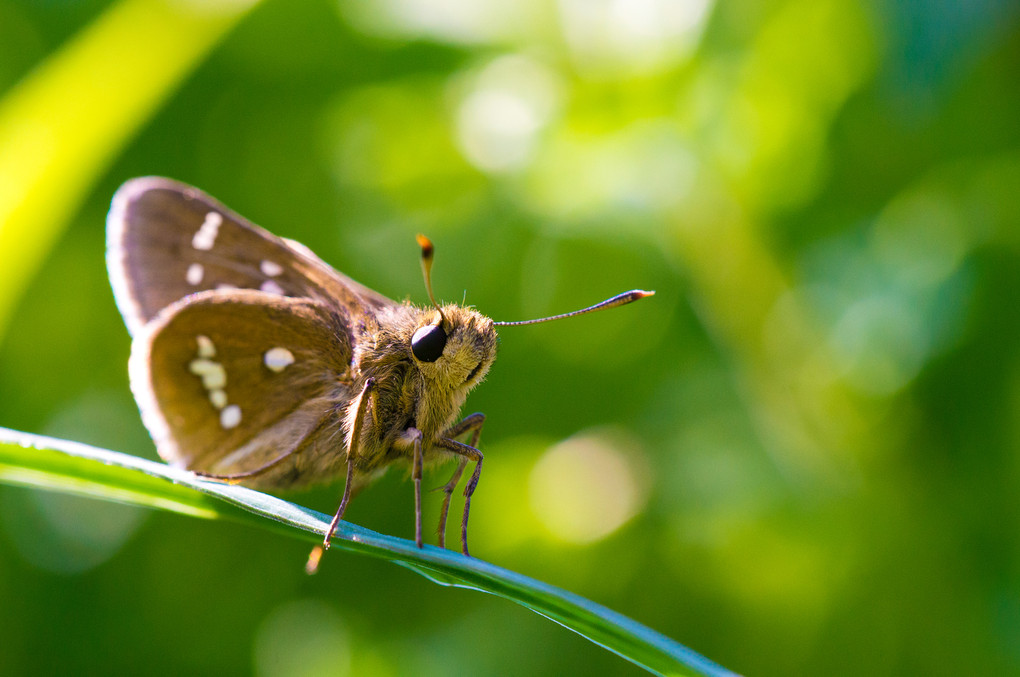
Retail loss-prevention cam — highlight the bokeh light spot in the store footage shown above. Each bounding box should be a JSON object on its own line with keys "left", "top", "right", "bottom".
{"left": 339, "top": 0, "right": 543, "bottom": 44}
{"left": 557, "top": 0, "right": 712, "bottom": 75}
{"left": 830, "top": 295, "right": 927, "bottom": 396}
{"left": 453, "top": 54, "right": 563, "bottom": 173}
{"left": 528, "top": 429, "right": 647, "bottom": 544}
{"left": 871, "top": 189, "right": 967, "bottom": 289}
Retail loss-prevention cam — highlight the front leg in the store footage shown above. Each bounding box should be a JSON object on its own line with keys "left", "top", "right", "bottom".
{"left": 409, "top": 427, "right": 424, "bottom": 548}
{"left": 322, "top": 377, "right": 376, "bottom": 550}
{"left": 437, "top": 413, "right": 485, "bottom": 550}
{"left": 436, "top": 435, "right": 484, "bottom": 556}
{"left": 307, "top": 377, "right": 375, "bottom": 574}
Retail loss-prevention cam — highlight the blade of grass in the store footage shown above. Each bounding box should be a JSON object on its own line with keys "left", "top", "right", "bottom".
{"left": 0, "top": 426, "right": 736, "bottom": 677}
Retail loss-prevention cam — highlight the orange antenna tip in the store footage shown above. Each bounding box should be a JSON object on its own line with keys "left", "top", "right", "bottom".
{"left": 416, "top": 234, "right": 445, "bottom": 323}
{"left": 416, "top": 234, "right": 434, "bottom": 260}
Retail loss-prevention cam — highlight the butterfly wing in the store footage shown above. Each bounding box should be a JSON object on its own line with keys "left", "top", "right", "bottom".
{"left": 131, "top": 289, "right": 356, "bottom": 489}
{"left": 107, "top": 176, "right": 398, "bottom": 337}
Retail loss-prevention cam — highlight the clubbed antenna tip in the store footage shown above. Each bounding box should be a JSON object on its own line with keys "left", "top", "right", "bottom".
{"left": 493, "top": 289, "right": 655, "bottom": 327}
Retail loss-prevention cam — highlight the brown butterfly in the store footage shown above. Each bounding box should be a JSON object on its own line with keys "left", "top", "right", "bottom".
{"left": 107, "top": 177, "right": 652, "bottom": 570}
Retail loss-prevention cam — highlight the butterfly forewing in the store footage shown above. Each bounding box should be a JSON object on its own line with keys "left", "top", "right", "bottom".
{"left": 131, "top": 289, "right": 356, "bottom": 488}
{"left": 107, "top": 176, "right": 396, "bottom": 337}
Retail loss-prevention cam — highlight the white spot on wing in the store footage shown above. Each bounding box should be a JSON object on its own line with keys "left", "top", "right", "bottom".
{"left": 196, "top": 335, "right": 215, "bottom": 358}
{"left": 186, "top": 263, "right": 204, "bottom": 285}
{"left": 189, "top": 334, "right": 231, "bottom": 414}
{"left": 260, "top": 280, "right": 285, "bottom": 295}
{"left": 260, "top": 259, "right": 284, "bottom": 277}
{"left": 264, "top": 347, "right": 295, "bottom": 372}
{"left": 203, "top": 369, "right": 226, "bottom": 391}
{"left": 189, "top": 358, "right": 226, "bottom": 390}
{"left": 220, "top": 404, "right": 242, "bottom": 429}
{"left": 209, "top": 389, "right": 227, "bottom": 409}
{"left": 188, "top": 358, "right": 218, "bottom": 375}
{"left": 192, "top": 211, "right": 222, "bottom": 251}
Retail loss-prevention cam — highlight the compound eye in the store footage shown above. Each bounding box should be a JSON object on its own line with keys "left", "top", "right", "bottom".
{"left": 411, "top": 323, "right": 447, "bottom": 362}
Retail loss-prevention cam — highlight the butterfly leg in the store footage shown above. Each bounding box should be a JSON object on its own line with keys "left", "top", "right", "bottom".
{"left": 436, "top": 413, "right": 484, "bottom": 549}
{"left": 409, "top": 427, "right": 425, "bottom": 548}
{"left": 307, "top": 378, "right": 375, "bottom": 574}
{"left": 436, "top": 436, "right": 484, "bottom": 556}
{"left": 436, "top": 460, "right": 465, "bottom": 549}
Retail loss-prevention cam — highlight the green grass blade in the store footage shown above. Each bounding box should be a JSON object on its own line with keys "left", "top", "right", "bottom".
{"left": 0, "top": 427, "right": 736, "bottom": 677}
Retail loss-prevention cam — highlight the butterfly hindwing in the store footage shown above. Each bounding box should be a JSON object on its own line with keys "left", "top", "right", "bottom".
{"left": 130, "top": 289, "right": 356, "bottom": 488}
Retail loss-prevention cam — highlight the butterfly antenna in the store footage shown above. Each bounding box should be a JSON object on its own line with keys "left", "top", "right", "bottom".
{"left": 493, "top": 290, "right": 654, "bottom": 326}
{"left": 416, "top": 234, "right": 447, "bottom": 324}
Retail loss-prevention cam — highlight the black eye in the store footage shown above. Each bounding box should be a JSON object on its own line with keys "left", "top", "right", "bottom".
{"left": 411, "top": 324, "right": 447, "bottom": 362}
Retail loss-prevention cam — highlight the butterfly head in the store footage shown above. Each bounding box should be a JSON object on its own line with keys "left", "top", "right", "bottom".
{"left": 409, "top": 304, "right": 497, "bottom": 393}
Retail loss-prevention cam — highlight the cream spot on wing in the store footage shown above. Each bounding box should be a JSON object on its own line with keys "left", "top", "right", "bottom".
{"left": 196, "top": 335, "right": 215, "bottom": 358}
{"left": 188, "top": 358, "right": 218, "bottom": 375}
{"left": 220, "top": 404, "right": 242, "bottom": 429}
{"left": 201, "top": 367, "right": 226, "bottom": 391}
{"left": 260, "top": 280, "right": 285, "bottom": 295}
{"left": 190, "top": 338, "right": 232, "bottom": 412}
{"left": 260, "top": 259, "right": 284, "bottom": 277}
{"left": 263, "top": 347, "right": 295, "bottom": 372}
{"left": 186, "top": 263, "right": 204, "bottom": 285}
{"left": 192, "top": 211, "right": 222, "bottom": 251}
{"left": 209, "top": 389, "right": 227, "bottom": 409}
{"left": 189, "top": 358, "right": 226, "bottom": 390}
{"left": 217, "top": 283, "right": 238, "bottom": 291}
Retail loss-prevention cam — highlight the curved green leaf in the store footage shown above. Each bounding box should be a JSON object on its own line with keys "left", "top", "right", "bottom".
{"left": 0, "top": 427, "right": 735, "bottom": 677}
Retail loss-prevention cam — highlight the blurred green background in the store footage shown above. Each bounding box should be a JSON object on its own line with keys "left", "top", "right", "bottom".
{"left": 1, "top": 0, "right": 1018, "bottom": 674}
